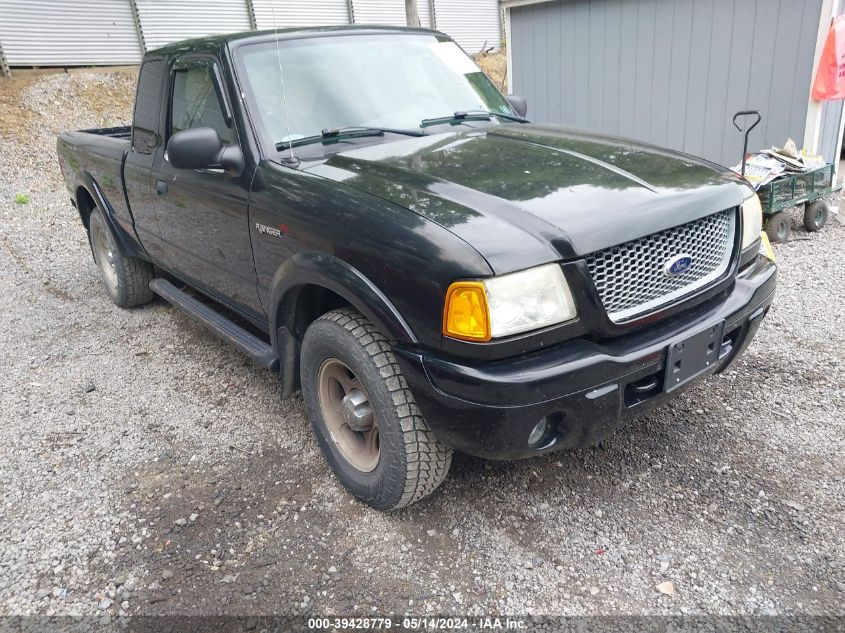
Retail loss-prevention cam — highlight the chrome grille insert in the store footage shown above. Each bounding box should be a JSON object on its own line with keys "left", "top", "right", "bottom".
{"left": 585, "top": 210, "right": 736, "bottom": 322}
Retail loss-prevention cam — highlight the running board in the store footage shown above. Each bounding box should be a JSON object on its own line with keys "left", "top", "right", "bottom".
{"left": 149, "top": 278, "right": 279, "bottom": 372}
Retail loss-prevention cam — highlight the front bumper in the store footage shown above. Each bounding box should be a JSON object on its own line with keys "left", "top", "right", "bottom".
{"left": 395, "top": 255, "right": 776, "bottom": 460}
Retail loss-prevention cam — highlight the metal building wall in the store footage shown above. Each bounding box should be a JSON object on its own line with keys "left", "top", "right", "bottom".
{"left": 818, "top": 94, "right": 844, "bottom": 163}
{"left": 135, "top": 0, "right": 252, "bottom": 50}
{"left": 434, "top": 0, "right": 501, "bottom": 54}
{"left": 350, "top": 0, "right": 406, "bottom": 26}
{"left": 0, "top": 0, "right": 142, "bottom": 65}
{"left": 348, "top": 0, "right": 499, "bottom": 50}
{"left": 509, "top": 0, "right": 824, "bottom": 167}
{"left": 0, "top": 0, "right": 499, "bottom": 70}
{"left": 349, "top": 0, "right": 434, "bottom": 29}
{"left": 420, "top": 1, "right": 435, "bottom": 29}
{"left": 252, "top": 0, "right": 351, "bottom": 29}
{"left": 817, "top": 2, "right": 845, "bottom": 163}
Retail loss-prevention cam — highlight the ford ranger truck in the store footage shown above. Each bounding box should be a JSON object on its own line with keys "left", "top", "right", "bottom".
{"left": 57, "top": 27, "right": 776, "bottom": 510}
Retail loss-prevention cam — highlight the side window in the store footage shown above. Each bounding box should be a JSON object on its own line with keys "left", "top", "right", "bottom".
{"left": 170, "top": 64, "right": 232, "bottom": 144}
{"left": 132, "top": 59, "right": 164, "bottom": 154}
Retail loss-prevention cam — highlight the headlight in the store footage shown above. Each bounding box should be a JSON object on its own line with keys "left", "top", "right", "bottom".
{"left": 741, "top": 192, "right": 763, "bottom": 249}
{"left": 443, "top": 264, "right": 577, "bottom": 341}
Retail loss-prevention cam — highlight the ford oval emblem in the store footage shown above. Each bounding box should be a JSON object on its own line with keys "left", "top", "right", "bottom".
{"left": 664, "top": 254, "right": 693, "bottom": 277}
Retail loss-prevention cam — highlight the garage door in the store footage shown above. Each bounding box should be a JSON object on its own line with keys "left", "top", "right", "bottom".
{"left": 0, "top": 0, "right": 142, "bottom": 66}
{"left": 135, "top": 0, "right": 252, "bottom": 50}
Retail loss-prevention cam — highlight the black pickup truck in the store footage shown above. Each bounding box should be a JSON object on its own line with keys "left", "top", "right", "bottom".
{"left": 57, "top": 26, "right": 776, "bottom": 510}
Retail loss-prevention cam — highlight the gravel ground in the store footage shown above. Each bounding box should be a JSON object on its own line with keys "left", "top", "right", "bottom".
{"left": 0, "top": 70, "right": 843, "bottom": 621}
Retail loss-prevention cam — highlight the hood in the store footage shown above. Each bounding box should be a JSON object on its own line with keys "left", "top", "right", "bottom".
{"left": 304, "top": 123, "right": 747, "bottom": 274}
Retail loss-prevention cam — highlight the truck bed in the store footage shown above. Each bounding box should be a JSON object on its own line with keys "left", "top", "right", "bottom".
{"left": 57, "top": 126, "right": 134, "bottom": 238}
{"left": 78, "top": 125, "right": 131, "bottom": 140}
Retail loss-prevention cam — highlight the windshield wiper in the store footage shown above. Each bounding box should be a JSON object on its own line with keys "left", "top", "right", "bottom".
{"left": 420, "top": 110, "right": 529, "bottom": 128}
{"left": 276, "top": 126, "right": 425, "bottom": 150}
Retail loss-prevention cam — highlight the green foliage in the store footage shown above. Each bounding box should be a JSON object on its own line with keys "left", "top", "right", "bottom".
{"left": 14, "top": 193, "right": 30, "bottom": 205}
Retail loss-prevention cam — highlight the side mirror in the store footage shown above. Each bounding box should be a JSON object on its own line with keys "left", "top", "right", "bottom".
{"left": 167, "top": 127, "right": 243, "bottom": 175}
{"left": 506, "top": 95, "right": 528, "bottom": 118}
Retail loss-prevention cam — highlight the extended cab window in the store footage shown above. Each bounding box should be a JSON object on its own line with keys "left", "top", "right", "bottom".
{"left": 170, "top": 63, "right": 231, "bottom": 143}
{"left": 132, "top": 59, "right": 164, "bottom": 153}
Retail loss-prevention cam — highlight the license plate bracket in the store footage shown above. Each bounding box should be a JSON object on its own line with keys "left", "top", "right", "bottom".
{"left": 664, "top": 321, "right": 725, "bottom": 392}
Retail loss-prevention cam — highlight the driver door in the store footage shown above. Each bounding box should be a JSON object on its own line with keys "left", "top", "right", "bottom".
{"left": 150, "top": 55, "right": 261, "bottom": 317}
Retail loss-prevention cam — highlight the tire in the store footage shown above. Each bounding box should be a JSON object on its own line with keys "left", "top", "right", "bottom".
{"left": 764, "top": 211, "right": 791, "bottom": 243}
{"left": 803, "top": 200, "right": 829, "bottom": 232}
{"left": 88, "top": 206, "right": 154, "bottom": 308}
{"left": 300, "top": 308, "right": 452, "bottom": 510}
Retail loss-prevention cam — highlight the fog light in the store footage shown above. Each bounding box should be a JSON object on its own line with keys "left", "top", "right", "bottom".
{"left": 528, "top": 418, "right": 549, "bottom": 448}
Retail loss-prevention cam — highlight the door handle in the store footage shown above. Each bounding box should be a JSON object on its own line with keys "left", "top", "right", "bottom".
{"left": 155, "top": 179, "right": 168, "bottom": 195}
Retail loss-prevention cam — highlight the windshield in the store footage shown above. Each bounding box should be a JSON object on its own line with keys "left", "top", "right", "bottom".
{"left": 236, "top": 33, "right": 513, "bottom": 149}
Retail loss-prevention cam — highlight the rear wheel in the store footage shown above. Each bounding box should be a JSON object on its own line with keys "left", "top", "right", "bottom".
{"left": 803, "top": 200, "right": 829, "bottom": 232}
{"left": 764, "top": 211, "right": 791, "bottom": 243}
{"left": 300, "top": 308, "right": 452, "bottom": 510}
{"left": 89, "top": 206, "right": 154, "bottom": 307}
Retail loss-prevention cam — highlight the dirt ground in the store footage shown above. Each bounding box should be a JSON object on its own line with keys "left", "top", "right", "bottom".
{"left": 0, "top": 65, "right": 843, "bottom": 627}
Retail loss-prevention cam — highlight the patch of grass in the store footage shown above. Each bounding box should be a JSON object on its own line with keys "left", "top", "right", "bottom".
{"left": 14, "top": 193, "right": 31, "bottom": 205}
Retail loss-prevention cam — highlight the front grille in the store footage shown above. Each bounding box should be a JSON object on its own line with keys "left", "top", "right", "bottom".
{"left": 585, "top": 210, "right": 736, "bottom": 322}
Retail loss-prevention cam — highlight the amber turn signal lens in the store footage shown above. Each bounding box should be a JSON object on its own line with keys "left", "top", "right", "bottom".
{"left": 759, "top": 231, "right": 776, "bottom": 262}
{"left": 442, "top": 281, "right": 491, "bottom": 341}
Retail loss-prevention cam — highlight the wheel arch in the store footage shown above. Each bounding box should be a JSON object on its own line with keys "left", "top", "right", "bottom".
{"left": 75, "top": 185, "right": 97, "bottom": 230}
{"left": 73, "top": 172, "right": 145, "bottom": 259}
{"left": 269, "top": 252, "right": 418, "bottom": 397}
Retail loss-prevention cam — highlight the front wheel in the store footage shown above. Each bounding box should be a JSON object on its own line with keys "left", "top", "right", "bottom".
{"left": 300, "top": 308, "right": 452, "bottom": 510}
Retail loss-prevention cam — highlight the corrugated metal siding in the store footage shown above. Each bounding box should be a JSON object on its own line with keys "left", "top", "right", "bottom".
{"left": 252, "top": 0, "right": 350, "bottom": 29}
{"left": 0, "top": 0, "right": 142, "bottom": 66}
{"left": 136, "top": 0, "right": 252, "bottom": 50}
{"left": 252, "top": 0, "right": 434, "bottom": 30}
{"left": 510, "top": 0, "right": 823, "bottom": 167}
{"left": 419, "top": 1, "right": 434, "bottom": 30}
{"left": 434, "top": 0, "right": 500, "bottom": 53}
{"left": 0, "top": 0, "right": 497, "bottom": 68}
{"left": 351, "top": 0, "right": 406, "bottom": 26}
{"left": 347, "top": 0, "right": 433, "bottom": 30}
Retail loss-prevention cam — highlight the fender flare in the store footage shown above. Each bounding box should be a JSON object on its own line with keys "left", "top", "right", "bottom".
{"left": 268, "top": 252, "right": 418, "bottom": 396}
{"left": 76, "top": 170, "right": 145, "bottom": 260}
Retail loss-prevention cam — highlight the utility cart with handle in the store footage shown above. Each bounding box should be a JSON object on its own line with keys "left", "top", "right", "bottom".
{"left": 732, "top": 110, "right": 837, "bottom": 244}
{"left": 756, "top": 163, "right": 836, "bottom": 243}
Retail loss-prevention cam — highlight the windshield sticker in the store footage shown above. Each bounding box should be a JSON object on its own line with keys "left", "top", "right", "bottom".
{"left": 429, "top": 41, "right": 480, "bottom": 75}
